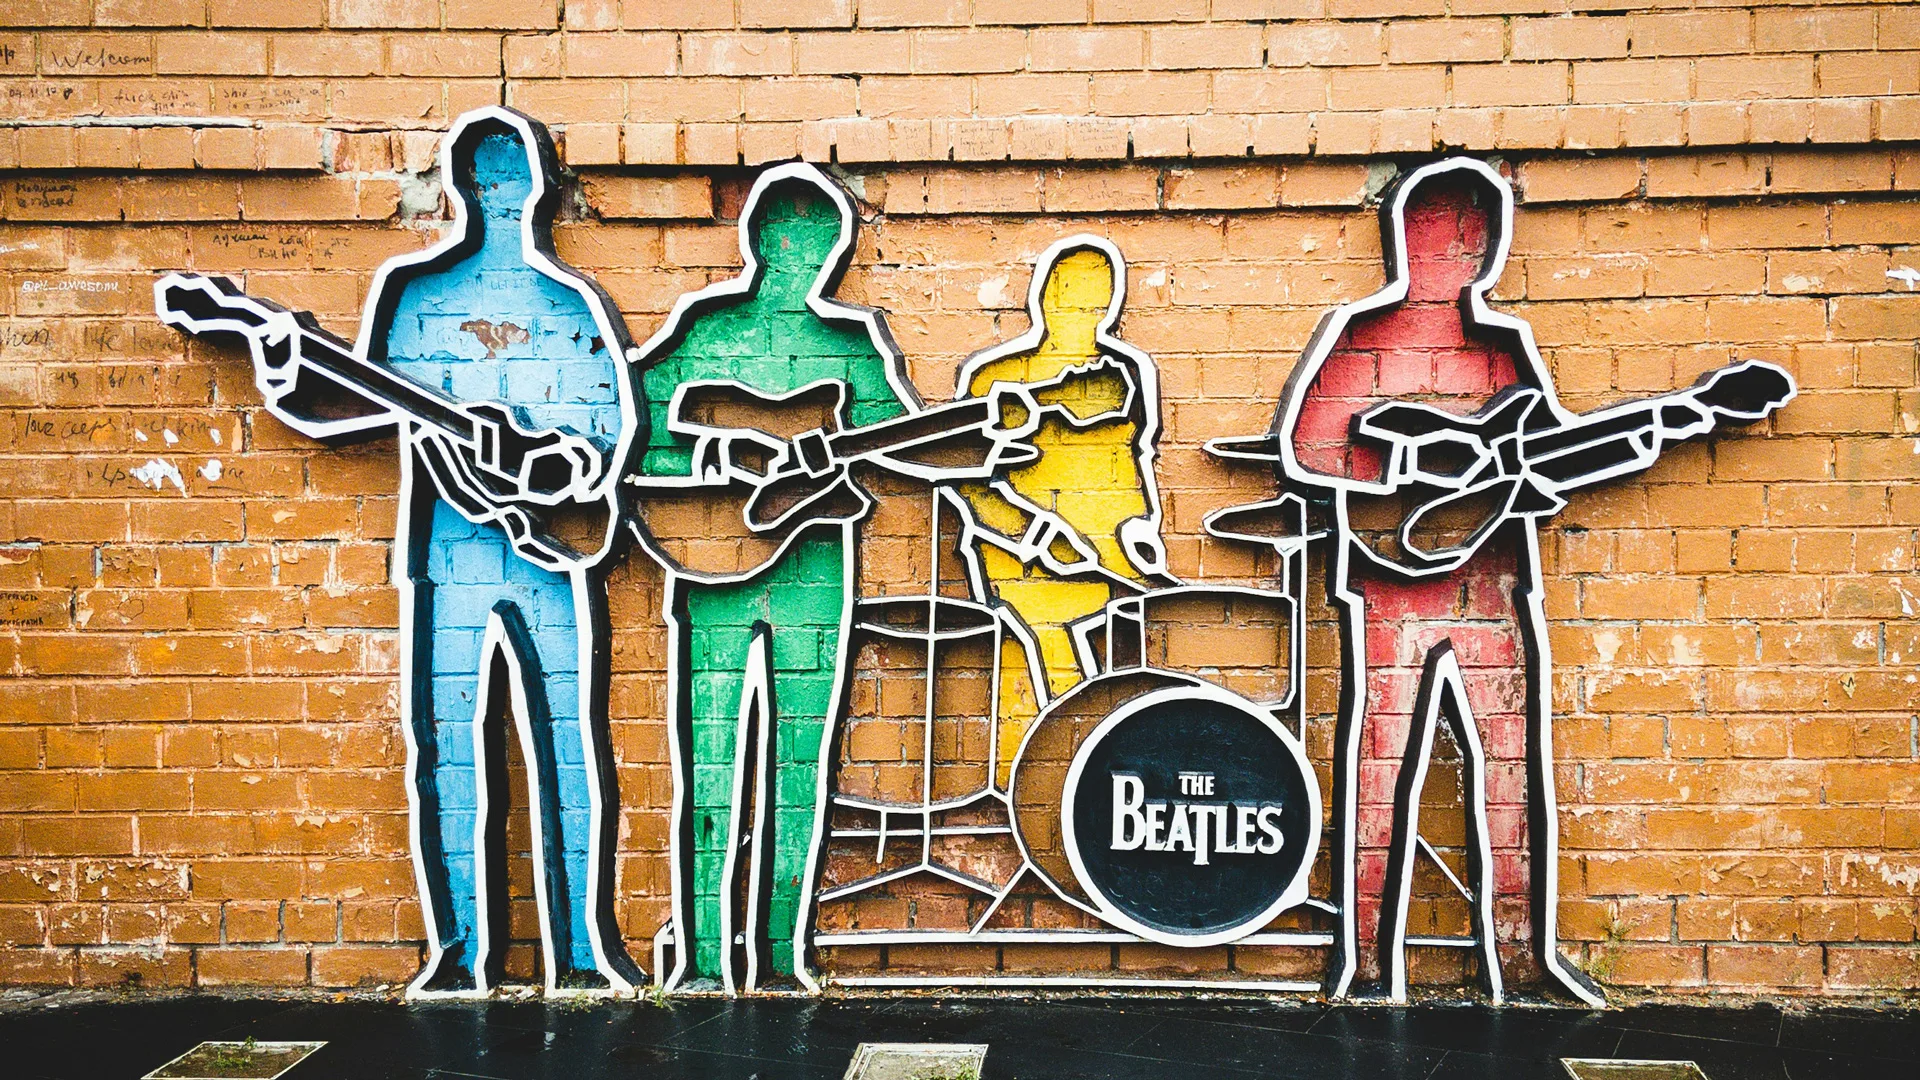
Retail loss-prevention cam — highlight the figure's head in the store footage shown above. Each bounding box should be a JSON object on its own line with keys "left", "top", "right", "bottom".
{"left": 742, "top": 165, "right": 855, "bottom": 303}
{"left": 1381, "top": 157, "right": 1512, "bottom": 302}
{"left": 442, "top": 108, "right": 557, "bottom": 231}
{"left": 1035, "top": 245, "right": 1120, "bottom": 357}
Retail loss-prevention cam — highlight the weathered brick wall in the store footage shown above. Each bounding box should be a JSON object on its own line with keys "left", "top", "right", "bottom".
{"left": 1, "top": 2, "right": 1916, "bottom": 995}
{"left": 4, "top": 2, "right": 1920, "bottom": 163}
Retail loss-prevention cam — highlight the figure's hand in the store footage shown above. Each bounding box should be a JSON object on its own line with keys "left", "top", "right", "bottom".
{"left": 1355, "top": 385, "right": 1540, "bottom": 494}
{"left": 461, "top": 401, "right": 604, "bottom": 503}
{"left": 986, "top": 356, "right": 1139, "bottom": 437}
{"left": 690, "top": 429, "right": 786, "bottom": 485}
{"left": 745, "top": 467, "right": 870, "bottom": 534}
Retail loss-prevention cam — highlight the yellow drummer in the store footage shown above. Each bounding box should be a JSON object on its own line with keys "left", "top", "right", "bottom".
{"left": 949, "top": 236, "right": 1173, "bottom": 786}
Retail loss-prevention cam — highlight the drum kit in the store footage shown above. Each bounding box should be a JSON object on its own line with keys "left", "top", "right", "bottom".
{"left": 815, "top": 490, "right": 1338, "bottom": 989}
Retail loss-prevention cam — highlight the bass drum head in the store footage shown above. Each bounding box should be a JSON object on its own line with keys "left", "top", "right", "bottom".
{"left": 1008, "top": 669, "right": 1208, "bottom": 913}
{"left": 1009, "top": 670, "right": 1321, "bottom": 947}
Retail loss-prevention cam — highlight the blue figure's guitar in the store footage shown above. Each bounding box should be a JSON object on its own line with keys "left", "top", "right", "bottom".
{"left": 158, "top": 272, "right": 608, "bottom": 570}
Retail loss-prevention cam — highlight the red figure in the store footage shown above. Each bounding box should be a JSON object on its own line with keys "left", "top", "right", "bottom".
{"left": 1270, "top": 159, "right": 1602, "bottom": 1004}
{"left": 1215, "top": 159, "right": 1787, "bottom": 1000}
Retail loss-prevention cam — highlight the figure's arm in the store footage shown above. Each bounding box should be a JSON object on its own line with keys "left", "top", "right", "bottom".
{"left": 623, "top": 358, "right": 1146, "bottom": 580}
{"left": 623, "top": 463, "right": 870, "bottom": 581}
{"left": 160, "top": 273, "right": 626, "bottom": 570}
{"left": 622, "top": 372, "right": 1001, "bottom": 578}
{"left": 622, "top": 378, "right": 871, "bottom": 580}
{"left": 839, "top": 357, "right": 1143, "bottom": 486}
{"left": 954, "top": 482, "right": 1107, "bottom": 580}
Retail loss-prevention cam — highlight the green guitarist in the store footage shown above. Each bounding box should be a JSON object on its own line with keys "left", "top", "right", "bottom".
{"left": 623, "top": 164, "right": 916, "bottom": 992}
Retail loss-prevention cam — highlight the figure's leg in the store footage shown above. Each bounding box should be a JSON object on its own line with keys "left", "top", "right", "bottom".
{"left": 732, "top": 625, "right": 777, "bottom": 992}
{"left": 1325, "top": 531, "right": 1368, "bottom": 999}
{"left": 494, "top": 564, "right": 636, "bottom": 993}
{"left": 405, "top": 496, "right": 494, "bottom": 995}
{"left": 1362, "top": 525, "right": 1590, "bottom": 1002}
{"left": 1355, "top": 583, "right": 1417, "bottom": 991}
{"left": 762, "top": 532, "right": 851, "bottom": 988}
{"left": 1349, "top": 542, "right": 1457, "bottom": 992}
{"left": 678, "top": 579, "right": 754, "bottom": 987}
{"left": 665, "top": 533, "right": 849, "bottom": 992}
{"left": 480, "top": 569, "right": 614, "bottom": 992}
{"left": 659, "top": 575, "right": 699, "bottom": 992}
{"left": 1512, "top": 523, "right": 1606, "bottom": 1006}
{"left": 971, "top": 539, "right": 1111, "bottom": 787}
{"left": 1379, "top": 644, "right": 1503, "bottom": 1004}
{"left": 563, "top": 570, "right": 642, "bottom": 990}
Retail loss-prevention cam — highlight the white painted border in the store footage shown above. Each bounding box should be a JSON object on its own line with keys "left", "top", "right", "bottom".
{"left": 161, "top": 107, "right": 642, "bottom": 999}
{"left": 813, "top": 929, "right": 1334, "bottom": 946}
{"left": 1244, "top": 156, "right": 1795, "bottom": 1004}
{"left": 628, "top": 162, "right": 911, "bottom": 996}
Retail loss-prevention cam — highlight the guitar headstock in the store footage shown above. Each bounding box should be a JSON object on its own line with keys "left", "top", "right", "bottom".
{"left": 1690, "top": 360, "right": 1796, "bottom": 423}
{"left": 156, "top": 273, "right": 284, "bottom": 337}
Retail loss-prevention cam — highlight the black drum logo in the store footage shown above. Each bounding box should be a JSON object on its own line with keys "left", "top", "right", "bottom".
{"left": 1061, "top": 685, "right": 1320, "bottom": 946}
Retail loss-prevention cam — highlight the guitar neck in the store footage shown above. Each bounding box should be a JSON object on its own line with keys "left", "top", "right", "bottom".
{"left": 1517, "top": 384, "right": 1712, "bottom": 492}
{"left": 820, "top": 396, "right": 995, "bottom": 462}
{"left": 286, "top": 327, "right": 479, "bottom": 444}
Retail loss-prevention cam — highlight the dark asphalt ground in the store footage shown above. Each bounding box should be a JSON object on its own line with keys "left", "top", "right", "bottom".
{"left": 4, "top": 990, "right": 1916, "bottom": 1080}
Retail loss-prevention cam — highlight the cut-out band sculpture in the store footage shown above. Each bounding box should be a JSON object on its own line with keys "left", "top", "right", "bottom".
{"left": 157, "top": 108, "right": 1795, "bottom": 1001}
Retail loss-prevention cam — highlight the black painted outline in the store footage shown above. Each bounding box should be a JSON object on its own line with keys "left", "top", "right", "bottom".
{"left": 1209, "top": 156, "right": 1796, "bottom": 1004}
{"left": 625, "top": 162, "right": 924, "bottom": 996}
{"left": 1378, "top": 640, "right": 1502, "bottom": 1003}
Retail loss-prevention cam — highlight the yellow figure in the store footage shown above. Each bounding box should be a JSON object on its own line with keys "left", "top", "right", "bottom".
{"left": 950, "top": 237, "right": 1171, "bottom": 785}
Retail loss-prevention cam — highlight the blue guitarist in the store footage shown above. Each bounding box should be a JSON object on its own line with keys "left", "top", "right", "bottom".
{"left": 157, "top": 107, "right": 641, "bottom": 996}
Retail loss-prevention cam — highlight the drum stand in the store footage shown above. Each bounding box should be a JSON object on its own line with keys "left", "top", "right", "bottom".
{"left": 808, "top": 491, "right": 1347, "bottom": 992}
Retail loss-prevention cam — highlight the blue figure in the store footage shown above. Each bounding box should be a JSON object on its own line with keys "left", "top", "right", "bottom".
{"left": 155, "top": 108, "right": 643, "bottom": 996}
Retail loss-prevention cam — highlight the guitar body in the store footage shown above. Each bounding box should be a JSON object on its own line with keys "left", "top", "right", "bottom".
{"left": 415, "top": 429, "right": 618, "bottom": 573}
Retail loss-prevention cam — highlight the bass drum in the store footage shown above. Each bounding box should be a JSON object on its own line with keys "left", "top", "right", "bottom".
{"left": 1008, "top": 669, "right": 1321, "bottom": 948}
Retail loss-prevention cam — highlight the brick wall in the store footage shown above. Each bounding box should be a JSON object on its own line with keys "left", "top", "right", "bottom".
{"left": 1, "top": 2, "right": 1916, "bottom": 995}
{"left": 1, "top": 3, "right": 1919, "bottom": 165}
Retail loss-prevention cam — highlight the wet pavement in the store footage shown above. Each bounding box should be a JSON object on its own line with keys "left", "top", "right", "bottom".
{"left": 3, "top": 991, "right": 1916, "bottom": 1080}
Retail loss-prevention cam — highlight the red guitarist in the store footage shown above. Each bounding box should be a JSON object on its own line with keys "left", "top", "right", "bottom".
{"left": 1210, "top": 158, "right": 1793, "bottom": 1002}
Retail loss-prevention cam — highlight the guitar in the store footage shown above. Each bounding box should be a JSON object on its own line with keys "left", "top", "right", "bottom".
{"left": 628, "top": 358, "right": 1141, "bottom": 579}
{"left": 1212, "top": 360, "right": 1796, "bottom": 575}
{"left": 156, "top": 273, "right": 609, "bottom": 571}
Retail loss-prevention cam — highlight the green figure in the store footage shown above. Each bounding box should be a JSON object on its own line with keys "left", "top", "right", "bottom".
{"left": 625, "top": 164, "right": 914, "bottom": 992}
